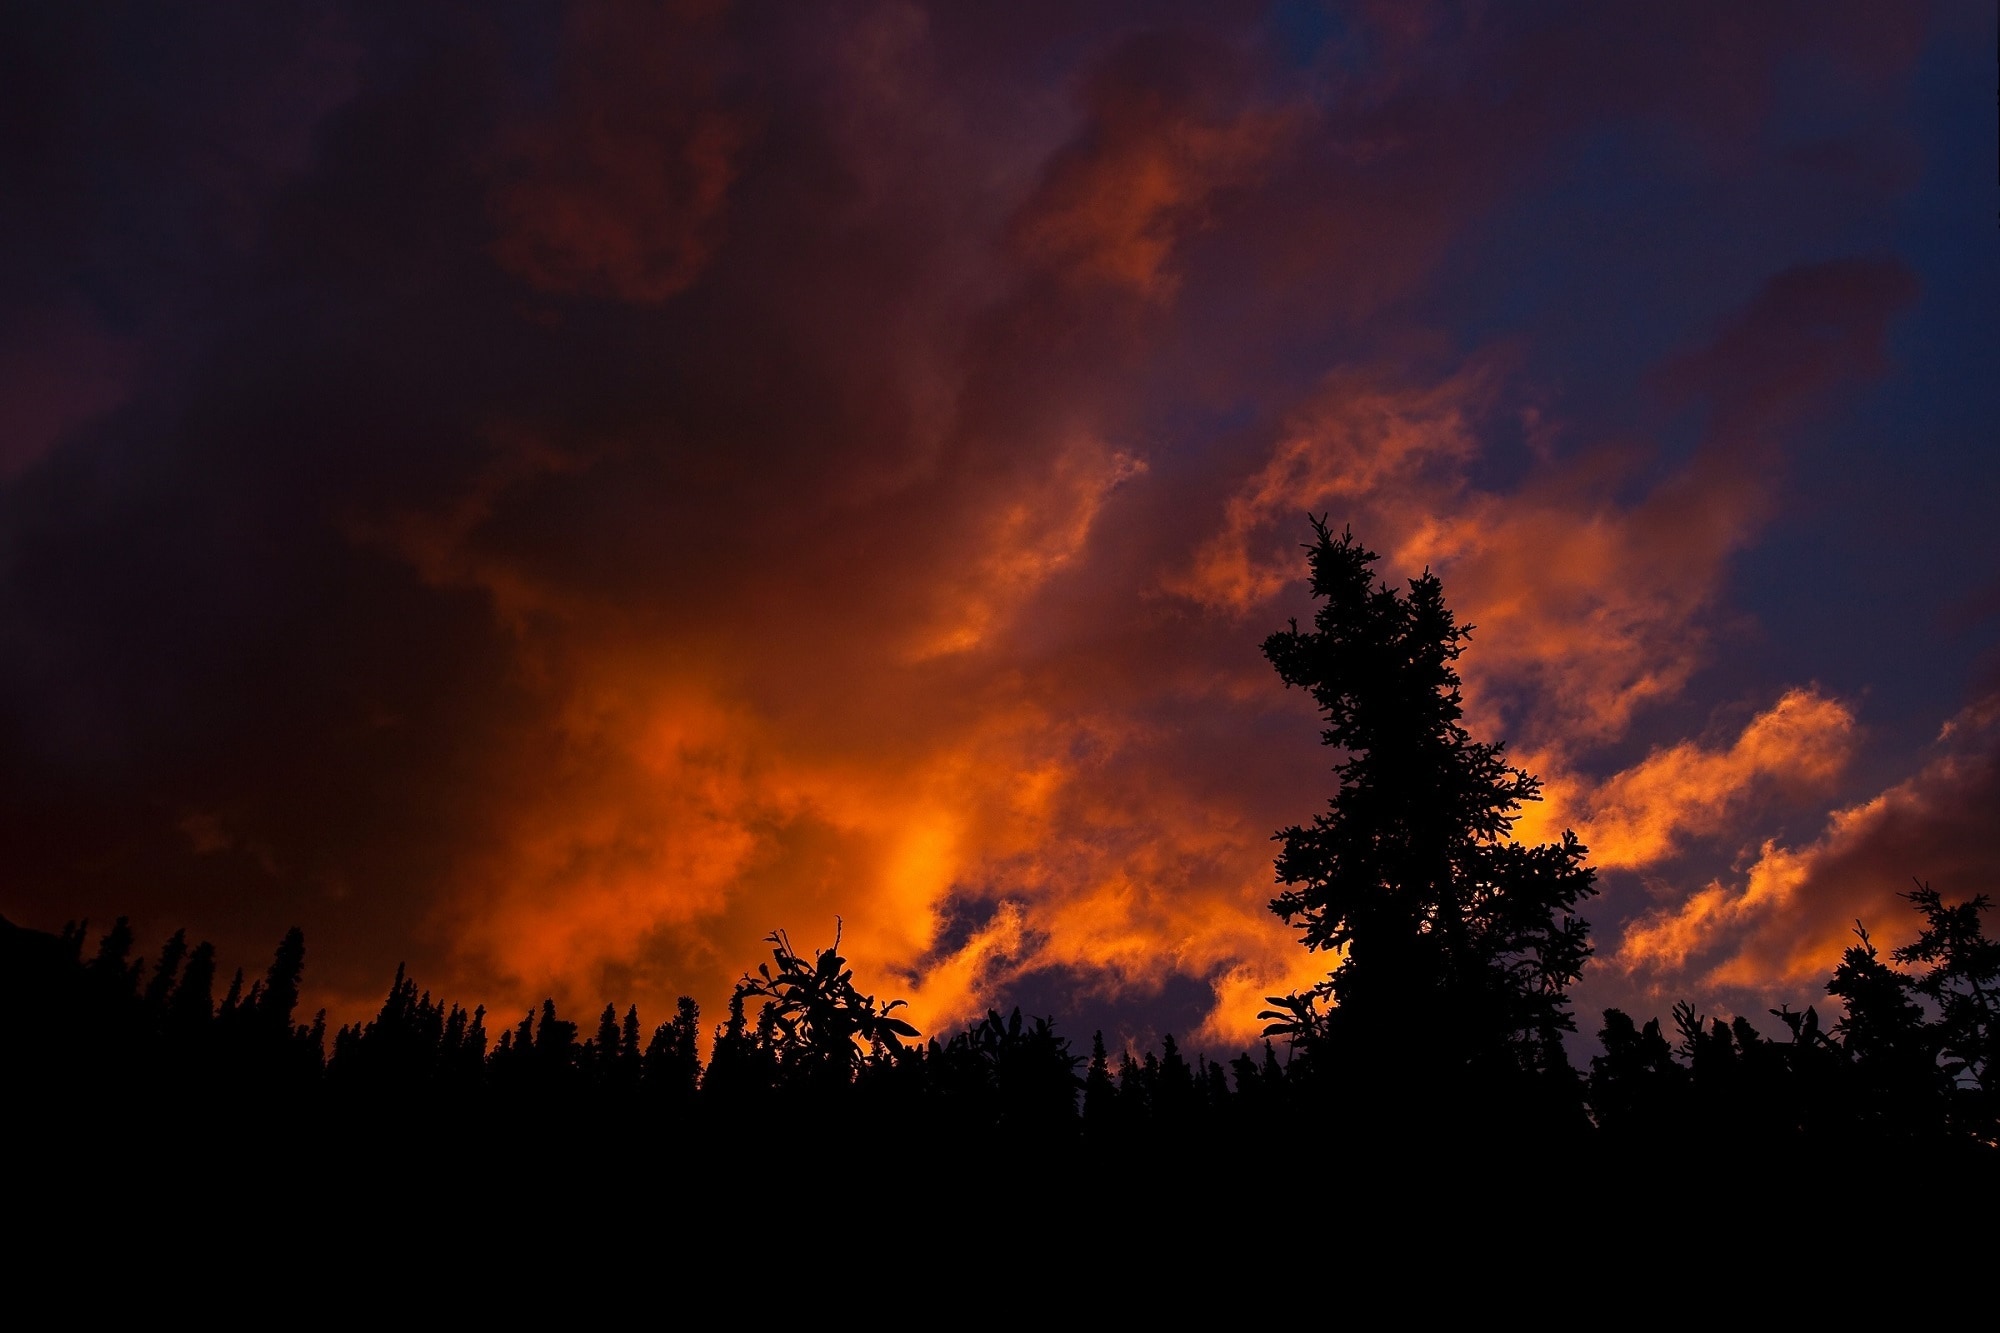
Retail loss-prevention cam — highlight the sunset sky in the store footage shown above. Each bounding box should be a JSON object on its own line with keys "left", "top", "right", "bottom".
{"left": 3, "top": 0, "right": 1995, "bottom": 1058}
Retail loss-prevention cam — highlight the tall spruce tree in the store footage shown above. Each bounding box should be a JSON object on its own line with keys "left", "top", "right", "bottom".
{"left": 1260, "top": 520, "right": 1596, "bottom": 1108}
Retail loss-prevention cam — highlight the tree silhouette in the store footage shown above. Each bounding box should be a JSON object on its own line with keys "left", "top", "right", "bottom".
{"left": 1082, "top": 1031, "right": 1117, "bottom": 1137}
{"left": 143, "top": 930, "right": 189, "bottom": 1011}
{"left": 1260, "top": 519, "right": 1596, "bottom": 1115}
{"left": 1588, "top": 1008, "right": 1686, "bottom": 1137}
{"left": 703, "top": 988, "right": 768, "bottom": 1102}
{"left": 732, "top": 921, "right": 917, "bottom": 1085}
{"left": 942, "top": 1007, "right": 1082, "bottom": 1134}
{"left": 1827, "top": 921, "right": 1944, "bottom": 1135}
{"left": 255, "top": 927, "right": 306, "bottom": 1032}
{"left": 8, "top": 892, "right": 1995, "bottom": 1211}
{"left": 88, "top": 916, "right": 140, "bottom": 994}
{"left": 642, "top": 996, "right": 702, "bottom": 1102}
{"left": 1894, "top": 883, "right": 1997, "bottom": 1106}
{"left": 588, "top": 1003, "right": 623, "bottom": 1090}
{"left": 169, "top": 941, "right": 216, "bottom": 1030}
{"left": 1152, "top": 1033, "right": 1198, "bottom": 1127}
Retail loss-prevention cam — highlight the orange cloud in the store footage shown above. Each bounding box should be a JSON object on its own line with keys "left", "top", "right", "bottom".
{"left": 1173, "top": 366, "right": 1486, "bottom": 613}
{"left": 910, "top": 437, "right": 1147, "bottom": 659}
{"left": 428, "top": 624, "right": 1317, "bottom": 1052}
{"left": 1171, "top": 361, "right": 1760, "bottom": 749}
{"left": 1616, "top": 693, "right": 2000, "bottom": 993}
{"left": 1519, "top": 688, "right": 1857, "bottom": 869}
{"left": 373, "top": 422, "right": 1313, "bottom": 1045}
{"left": 1175, "top": 259, "right": 1913, "bottom": 761}
{"left": 1012, "top": 32, "right": 1293, "bottom": 300}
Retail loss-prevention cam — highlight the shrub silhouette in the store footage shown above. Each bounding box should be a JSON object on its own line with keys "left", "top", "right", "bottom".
{"left": 732, "top": 921, "right": 919, "bottom": 1086}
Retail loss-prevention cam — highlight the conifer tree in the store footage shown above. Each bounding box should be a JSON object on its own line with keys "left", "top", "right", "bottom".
{"left": 1828, "top": 922, "right": 1941, "bottom": 1131}
{"left": 1260, "top": 520, "right": 1596, "bottom": 1102}
{"left": 1588, "top": 1009, "right": 1687, "bottom": 1135}
{"left": 258, "top": 927, "right": 306, "bottom": 1031}
{"left": 619, "top": 1005, "right": 643, "bottom": 1089}
{"left": 461, "top": 1005, "right": 489, "bottom": 1082}
{"left": 592, "top": 1004, "right": 621, "bottom": 1087}
{"left": 1082, "top": 1031, "right": 1117, "bottom": 1134}
{"left": 1201, "top": 1056, "right": 1231, "bottom": 1116}
{"left": 220, "top": 968, "right": 245, "bottom": 1017}
{"left": 145, "top": 930, "right": 189, "bottom": 1011}
{"left": 1229, "top": 1049, "right": 1263, "bottom": 1099}
{"left": 532, "top": 999, "right": 579, "bottom": 1083}
{"left": 1154, "top": 1034, "right": 1196, "bottom": 1124}
{"left": 705, "top": 990, "right": 750, "bottom": 1092}
{"left": 170, "top": 942, "right": 217, "bottom": 1029}
{"left": 1893, "top": 883, "right": 1998, "bottom": 1127}
{"left": 88, "top": 917, "right": 141, "bottom": 995}
{"left": 1116, "top": 1049, "right": 1147, "bottom": 1122}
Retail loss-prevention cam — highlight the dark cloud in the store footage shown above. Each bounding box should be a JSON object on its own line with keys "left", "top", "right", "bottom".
{"left": 1659, "top": 257, "right": 1920, "bottom": 433}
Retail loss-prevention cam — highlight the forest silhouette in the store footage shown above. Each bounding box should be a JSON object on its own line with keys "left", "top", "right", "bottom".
{"left": 6, "top": 522, "right": 1995, "bottom": 1229}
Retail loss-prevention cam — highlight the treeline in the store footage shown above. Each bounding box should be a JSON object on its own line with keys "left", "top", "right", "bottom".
{"left": 7, "top": 525, "right": 1995, "bottom": 1214}
{"left": 1590, "top": 885, "right": 1996, "bottom": 1149}
{"left": 4, "top": 888, "right": 1993, "bottom": 1158}
{"left": 0, "top": 915, "right": 1272, "bottom": 1146}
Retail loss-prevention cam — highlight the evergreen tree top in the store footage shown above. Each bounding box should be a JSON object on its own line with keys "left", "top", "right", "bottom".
{"left": 1260, "top": 518, "right": 1596, "bottom": 1078}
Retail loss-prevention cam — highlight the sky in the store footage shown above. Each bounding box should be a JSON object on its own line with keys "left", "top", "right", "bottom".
{"left": 2, "top": 0, "right": 1996, "bottom": 1059}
